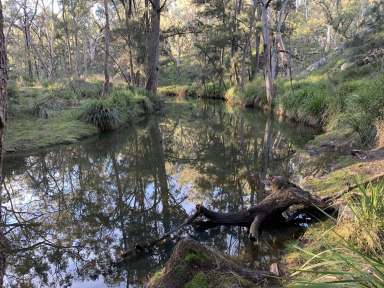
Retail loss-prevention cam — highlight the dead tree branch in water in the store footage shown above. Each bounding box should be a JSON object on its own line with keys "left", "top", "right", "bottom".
{"left": 121, "top": 176, "right": 339, "bottom": 261}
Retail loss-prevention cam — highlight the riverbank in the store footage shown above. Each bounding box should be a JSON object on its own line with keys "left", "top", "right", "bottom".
{"left": 159, "top": 28, "right": 384, "bottom": 148}
{"left": 5, "top": 79, "right": 160, "bottom": 153}
{"left": 148, "top": 142, "right": 384, "bottom": 287}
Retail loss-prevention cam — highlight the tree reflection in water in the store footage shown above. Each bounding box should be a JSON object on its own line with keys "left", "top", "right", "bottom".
{"left": 1, "top": 101, "right": 316, "bottom": 287}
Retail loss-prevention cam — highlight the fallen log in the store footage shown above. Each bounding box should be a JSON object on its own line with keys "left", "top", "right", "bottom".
{"left": 195, "top": 176, "right": 334, "bottom": 241}
{"left": 121, "top": 176, "right": 337, "bottom": 260}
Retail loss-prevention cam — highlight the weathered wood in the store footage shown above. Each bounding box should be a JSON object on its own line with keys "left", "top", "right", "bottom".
{"left": 122, "top": 176, "right": 336, "bottom": 262}
{"left": 194, "top": 176, "right": 332, "bottom": 241}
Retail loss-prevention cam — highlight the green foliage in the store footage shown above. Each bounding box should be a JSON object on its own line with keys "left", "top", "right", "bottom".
{"left": 80, "top": 87, "right": 156, "bottom": 131}
{"left": 224, "top": 79, "right": 268, "bottom": 107}
{"left": 348, "top": 181, "right": 384, "bottom": 253}
{"left": 159, "top": 85, "right": 191, "bottom": 98}
{"left": 184, "top": 272, "right": 209, "bottom": 288}
{"left": 197, "top": 83, "right": 226, "bottom": 99}
{"left": 343, "top": 76, "right": 384, "bottom": 144}
{"left": 81, "top": 100, "right": 119, "bottom": 132}
{"left": 184, "top": 249, "right": 209, "bottom": 266}
{"left": 290, "top": 181, "right": 384, "bottom": 287}
{"left": 7, "top": 80, "right": 18, "bottom": 98}
{"left": 279, "top": 76, "right": 328, "bottom": 126}
{"left": 159, "top": 57, "right": 201, "bottom": 87}
{"left": 69, "top": 79, "right": 103, "bottom": 98}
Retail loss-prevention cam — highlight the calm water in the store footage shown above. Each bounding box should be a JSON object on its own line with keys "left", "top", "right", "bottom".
{"left": 2, "top": 100, "right": 317, "bottom": 287}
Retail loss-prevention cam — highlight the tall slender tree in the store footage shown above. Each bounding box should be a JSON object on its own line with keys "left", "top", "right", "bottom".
{"left": 0, "top": 0, "right": 8, "bottom": 285}
{"left": 258, "top": 0, "right": 275, "bottom": 108}
{"left": 146, "top": 0, "right": 165, "bottom": 94}
{"left": 102, "top": 0, "right": 111, "bottom": 96}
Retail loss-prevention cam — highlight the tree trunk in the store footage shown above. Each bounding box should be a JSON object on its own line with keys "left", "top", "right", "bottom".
{"left": 145, "top": 0, "right": 161, "bottom": 94}
{"left": 62, "top": 0, "right": 73, "bottom": 77}
{"left": 0, "top": 1, "right": 8, "bottom": 285}
{"left": 275, "top": 0, "right": 290, "bottom": 79}
{"left": 102, "top": 0, "right": 111, "bottom": 96}
{"left": 260, "top": 1, "right": 275, "bottom": 108}
{"left": 23, "top": 6, "right": 33, "bottom": 81}
{"left": 123, "top": 1, "right": 135, "bottom": 85}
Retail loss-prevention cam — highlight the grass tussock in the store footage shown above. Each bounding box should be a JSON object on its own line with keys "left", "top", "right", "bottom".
{"left": 289, "top": 181, "right": 384, "bottom": 287}
{"left": 80, "top": 87, "right": 156, "bottom": 131}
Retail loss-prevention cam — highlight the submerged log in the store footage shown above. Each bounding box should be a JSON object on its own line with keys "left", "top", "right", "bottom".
{"left": 195, "top": 176, "right": 334, "bottom": 241}
{"left": 121, "top": 176, "right": 337, "bottom": 260}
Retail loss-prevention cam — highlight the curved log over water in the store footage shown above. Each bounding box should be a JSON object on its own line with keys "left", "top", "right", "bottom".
{"left": 195, "top": 176, "right": 334, "bottom": 240}
{"left": 121, "top": 176, "right": 337, "bottom": 261}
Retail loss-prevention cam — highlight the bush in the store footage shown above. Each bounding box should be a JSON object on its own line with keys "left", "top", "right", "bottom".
{"left": 7, "top": 80, "right": 18, "bottom": 98}
{"left": 80, "top": 87, "right": 157, "bottom": 131}
{"left": 80, "top": 100, "right": 119, "bottom": 132}
{"left": 158, "top": 85, "right": 189, "bottom": 98}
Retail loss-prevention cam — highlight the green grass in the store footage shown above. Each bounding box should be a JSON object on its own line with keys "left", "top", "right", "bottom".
{"left": 184, "top": 272, "right": 209, "bottom": 288}
{"left": 288, "top": 181, "right": 384, "bottom": 287}
{"left": 159, "top": 82, "right": 226, "bottom": 100}
{"left": 5, "top": 80, "right": 158, "bottom": 152}
{"left": 5, "top": 110, "right": 98, "bottom": 152}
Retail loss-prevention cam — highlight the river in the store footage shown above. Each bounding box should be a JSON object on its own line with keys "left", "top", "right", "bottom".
{"left": 2, "top": 100, "right": 317, "bottom": 287}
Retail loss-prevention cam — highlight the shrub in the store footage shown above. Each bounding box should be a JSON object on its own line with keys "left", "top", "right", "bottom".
{"left": 80, "top": 87, "right": 157, "bottom": 131}
{"left": 224, "top": 86, "right": 241, "bottom": 104}
{"left": 80, "top": 100, "right": 119, "bottom": 132}
{"left": 279, "top": 77, "right": 328, "bottom": 126}
{"left": 158, "top": 85, "right": 189, "bottom": 98}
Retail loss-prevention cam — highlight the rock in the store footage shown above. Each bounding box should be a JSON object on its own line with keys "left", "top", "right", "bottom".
{"left": 340, "top": 62, "right": 355, "bottom": 71}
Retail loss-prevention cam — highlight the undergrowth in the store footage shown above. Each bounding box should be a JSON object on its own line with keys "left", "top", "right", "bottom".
{"left": 289, "top": 181, "right": 384, "bottom": 287}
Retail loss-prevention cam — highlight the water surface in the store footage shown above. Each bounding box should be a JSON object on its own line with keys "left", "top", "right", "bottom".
{"left": 3, "top": 100, "right": 317, "bottom": 287}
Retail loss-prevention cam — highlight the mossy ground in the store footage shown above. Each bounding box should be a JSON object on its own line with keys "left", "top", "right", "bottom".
{"left": 148, "top": 239, "right": 268, "bottom": 288}
{"left": 5, "top": 110, "right": 97, "bottom": 153}
{"left": 5, "top": 79, "right": 158, "bottom": 152}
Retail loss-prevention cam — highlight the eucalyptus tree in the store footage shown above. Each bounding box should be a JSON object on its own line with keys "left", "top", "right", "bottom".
{"left": 146, "top": 0, "right": 167, "bottom": 94}
{"left": 102, "top": 0, "right": 110, "bottom": 96}
{"left": 0, "top": 1, "right": 7, "bottom": 286}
